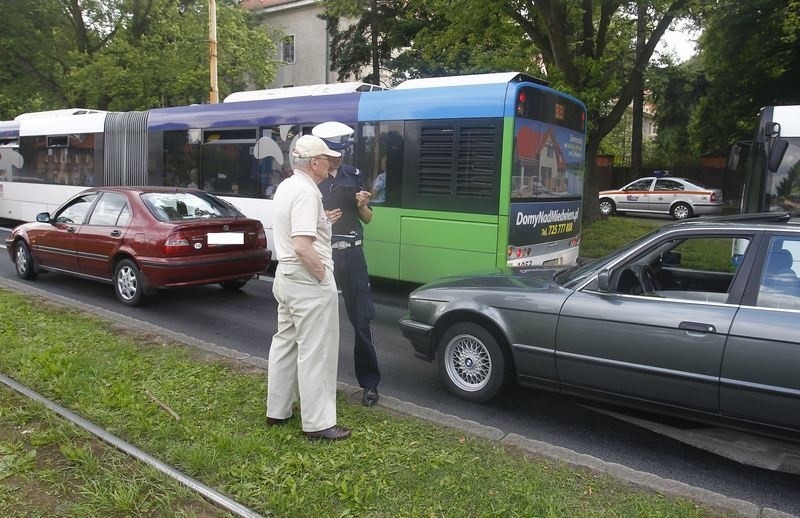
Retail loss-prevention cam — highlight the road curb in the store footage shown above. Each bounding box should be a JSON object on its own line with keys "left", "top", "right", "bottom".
{"left": 0, "top": 276, "right": 795, "bottom": 517}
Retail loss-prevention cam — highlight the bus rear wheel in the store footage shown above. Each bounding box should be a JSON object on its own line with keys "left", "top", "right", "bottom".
{"left": 599, "top": 198, "right": 616, "bottom": 216}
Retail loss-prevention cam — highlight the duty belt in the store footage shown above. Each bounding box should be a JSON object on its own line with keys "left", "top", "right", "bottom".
{"left": 331, "top": 240, "right": 362, "bottom": 250}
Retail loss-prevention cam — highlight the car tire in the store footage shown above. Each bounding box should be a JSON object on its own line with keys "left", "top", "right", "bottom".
{"left": 114, "top": 259, "right": 146, "bottom": 306}
{"left": 14, "top": 240, "right": 38, "bottom": 280}
{"left": 219, "top": 278, "right": 248, "bottom": 290}
{"left": 599, "top": 198, "right": 616, "bottom": 216}
{"left": 671, "top": 202, "right": 693, "bottom": 220}
{"left": 436, "top": 322, "right": 511, "bottom": 402}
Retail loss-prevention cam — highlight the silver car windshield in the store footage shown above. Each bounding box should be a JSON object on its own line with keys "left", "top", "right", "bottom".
{"left": 555, "top": 227, "right": 663, "bottom": 288}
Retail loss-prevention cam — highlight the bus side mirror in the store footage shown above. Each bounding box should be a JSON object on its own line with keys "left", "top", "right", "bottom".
{"left": 764, "top": 122, "right": 781, "bottom": 138}
{"left": 597, "top": 269, "right": 610, "bottom": 292}
{"left": 768, "top": 138, "right": 789, "bottom": 172}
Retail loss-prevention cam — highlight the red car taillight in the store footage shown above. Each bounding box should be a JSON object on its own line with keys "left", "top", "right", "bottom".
{"left": 162, "top": 233, "right": 192, "bottom": 255}
{"left": 256, "top": 228, "right": 267, "bottom": 249}
{"left": 710, "top": 192, "right": 718, "bottom": 202}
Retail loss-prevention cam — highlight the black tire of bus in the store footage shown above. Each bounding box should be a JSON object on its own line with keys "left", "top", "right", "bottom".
{"left": 436, "top": 322, "right": 512, "bottom": 403}
{"left": 14, "top": 240, "right": 38, "bottom": 280}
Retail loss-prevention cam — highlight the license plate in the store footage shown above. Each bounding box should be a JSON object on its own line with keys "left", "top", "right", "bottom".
{"left": 207, "top": 232, "right": 244, "bottom": 245}
{"left": 543, "top": 258, "right": 561, "bottom": 266}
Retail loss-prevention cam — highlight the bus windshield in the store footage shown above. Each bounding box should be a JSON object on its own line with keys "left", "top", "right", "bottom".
{"left": 761, "top": 137, "right": 800, "bottom": 212}
{"left": 741, "top": 106, "right": 800, "bottom": 213}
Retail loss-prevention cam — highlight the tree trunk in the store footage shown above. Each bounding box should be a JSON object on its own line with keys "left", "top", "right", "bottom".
{"left": 582, "top": 136, "right": 602, "bottom": 226}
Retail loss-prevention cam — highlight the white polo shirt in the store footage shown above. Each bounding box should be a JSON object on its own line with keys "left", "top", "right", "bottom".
{"left": 271, "top": 169, "right": 333, "bottom": 270}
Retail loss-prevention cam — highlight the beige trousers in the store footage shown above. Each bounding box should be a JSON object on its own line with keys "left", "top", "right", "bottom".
{"left": 267, "top": 263, "right": 340, "bottom": 432}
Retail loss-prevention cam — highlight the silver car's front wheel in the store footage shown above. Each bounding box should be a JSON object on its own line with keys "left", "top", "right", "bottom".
{"left": 437, "top": 322, "right": 510, "bottom": 402}
{"left": 445, "top": 333, "right": 492, "bottom": 392}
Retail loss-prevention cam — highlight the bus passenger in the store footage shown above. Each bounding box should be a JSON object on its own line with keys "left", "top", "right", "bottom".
{"left": 313, "top": 121, "right": 382, "bottom": 407}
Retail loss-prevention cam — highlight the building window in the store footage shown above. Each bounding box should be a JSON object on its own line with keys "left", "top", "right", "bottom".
{"left": 282, "top": 35, "right": 295, "bottom": 64}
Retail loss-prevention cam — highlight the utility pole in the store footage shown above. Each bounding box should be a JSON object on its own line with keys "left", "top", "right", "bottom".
{"left": 209, "top": 0, "right": 219, "bottom": 103}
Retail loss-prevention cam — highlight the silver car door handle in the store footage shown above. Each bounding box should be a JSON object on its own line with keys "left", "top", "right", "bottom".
{"left": 679, "top": 321, "right": 715, "bottom": 334}
{"left": 67, "top": 226, "right": 76, "bottom": 233}
{"left": 110, "top": 230, "right": 121, "bottom": 237}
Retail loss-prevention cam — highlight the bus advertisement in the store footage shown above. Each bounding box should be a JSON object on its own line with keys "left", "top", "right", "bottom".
{"left": 0, "top": 73, "right": 587, "bottom": 284}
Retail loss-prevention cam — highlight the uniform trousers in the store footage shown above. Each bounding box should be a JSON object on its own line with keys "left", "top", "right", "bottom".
{"left": 267, "top": 262, "right": 340, "bottom": 432}
{"left": 332, "top": 244, "right": 381, "bottom": 390}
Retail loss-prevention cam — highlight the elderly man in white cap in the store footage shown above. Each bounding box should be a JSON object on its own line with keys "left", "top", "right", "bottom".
{"left": 313, "top": 121, "right": 382, "bottom": 408}
{"left": 266, "top": 134, "right": 351, "bottom": 441}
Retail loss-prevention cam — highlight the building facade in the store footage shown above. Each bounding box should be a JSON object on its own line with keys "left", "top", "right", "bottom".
{"left": 241, "top": 0, "right": 338, "bottom": 88}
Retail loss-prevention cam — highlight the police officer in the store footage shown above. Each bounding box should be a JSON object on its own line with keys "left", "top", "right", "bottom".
{"left": 313, "top": 121, "right": 381, "bottom": 407}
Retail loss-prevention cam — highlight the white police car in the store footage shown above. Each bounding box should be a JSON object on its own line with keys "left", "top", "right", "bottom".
{"left": 599, "top": 176, "right": 724, "bottom": 220}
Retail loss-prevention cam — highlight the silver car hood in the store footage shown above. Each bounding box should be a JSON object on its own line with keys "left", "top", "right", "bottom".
{"left": 411, "top": 267, "right": 562, "bottom": 293}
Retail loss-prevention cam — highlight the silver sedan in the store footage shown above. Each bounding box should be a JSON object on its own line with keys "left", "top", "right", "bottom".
{"left": 400, "top": 213, "right": 800, "bottom": 440}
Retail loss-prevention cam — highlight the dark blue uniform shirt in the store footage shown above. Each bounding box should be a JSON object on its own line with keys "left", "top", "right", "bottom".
{"left": 319, "top": 164, "right": 367, "bottom": 242}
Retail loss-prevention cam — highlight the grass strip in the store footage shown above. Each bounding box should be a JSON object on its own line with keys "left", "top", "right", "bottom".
{"left": 0, "top": 385, "right": 226, "bottom": 517}
{"left": 581, "top": 217, "right": 661, "bottom": 258}
{"left": 0, "top": 289, "right": 720, "bottom": 517}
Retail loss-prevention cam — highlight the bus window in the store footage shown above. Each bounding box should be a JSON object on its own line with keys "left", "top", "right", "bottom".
{"left": 201, "top": 128, "right": 257, "bottom": 197}
{"left": 356, "top": 121, "right": 403, "bottom": 207}
{"left": 162, "top": 130, "right": 201, "bottom": 188}
{"left": 257, "top": 125, "right": 301, "bottom": 197}
{"left": 18, "top": 133, "right": 98, "bottom": 186}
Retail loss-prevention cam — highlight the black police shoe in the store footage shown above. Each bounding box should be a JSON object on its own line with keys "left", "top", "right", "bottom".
{"left": 362, "top": 387, "right": 379, "bottom": 407}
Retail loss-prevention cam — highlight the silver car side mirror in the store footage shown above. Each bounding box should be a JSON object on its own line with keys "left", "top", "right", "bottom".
{"left": 597, "top": 269, "right": 610, "bottom": 292}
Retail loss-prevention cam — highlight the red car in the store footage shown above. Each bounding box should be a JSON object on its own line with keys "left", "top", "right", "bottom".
{"left": 5, "top": 187, "right": 271, "bottom": 306}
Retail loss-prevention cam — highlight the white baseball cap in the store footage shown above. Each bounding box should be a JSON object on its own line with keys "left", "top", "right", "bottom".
{"left": 291, "top": 135, "right": 341, "bottom": 159}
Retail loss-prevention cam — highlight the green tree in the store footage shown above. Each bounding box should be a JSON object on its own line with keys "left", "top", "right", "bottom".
{"left": 319, "top": 0, "right": 429, "bottom": 85}
{"left": 393, "top": 0, "right": 532, "bottom": 80}
{"left": 647, "top": 57, "right": 707, "bottom": 162}
{"left": 0, "top": 0, "right": 276, "bottom": 117}
{"left": 690, "top": 0, "right": 800, "bottom": 153}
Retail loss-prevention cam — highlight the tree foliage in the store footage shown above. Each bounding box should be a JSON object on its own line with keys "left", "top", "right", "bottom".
{"left": 319, "top": 0, "right": 428, "bottom": 85}
{"left": 0, "top": 0, "right": 276, "bottom": 117}
{"left": 647, "top": 57, "right": 707, "bottom": 161}
{"left": 690, "top": 0, "right": 800, "bottom": 152}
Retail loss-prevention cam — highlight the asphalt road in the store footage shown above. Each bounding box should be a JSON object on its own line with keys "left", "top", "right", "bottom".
{"left": 1, "top": 225, "right": 799, "bottom": 515}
